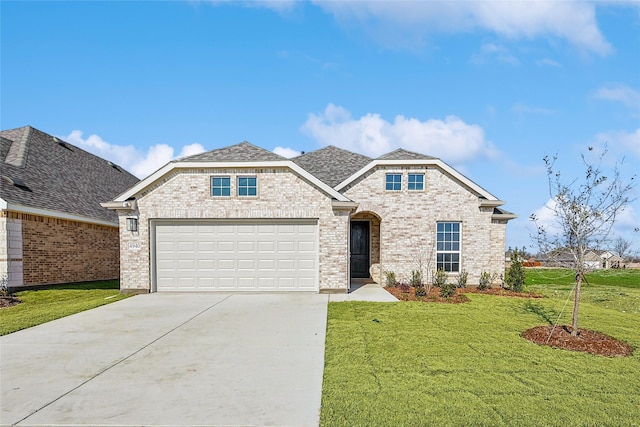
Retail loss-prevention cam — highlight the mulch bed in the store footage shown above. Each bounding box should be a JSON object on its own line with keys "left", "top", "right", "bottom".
{"left": 384, "top": 286, "right": 543, "bottom": 303}
{"left": 522, "top": 325, "right": 634, "bottom": 357}
{"left": 0, "top": 295, "right": 21, "bottom": 308}
{"left": 385, "top": 286, "right": 470, "bottom": 303}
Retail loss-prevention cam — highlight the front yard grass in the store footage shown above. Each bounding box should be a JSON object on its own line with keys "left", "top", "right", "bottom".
{"left": 0, "top": 280, "right": 128, "bottom": 336}
{"left": 321, "top": 269, "right": 640, "bottom": 426}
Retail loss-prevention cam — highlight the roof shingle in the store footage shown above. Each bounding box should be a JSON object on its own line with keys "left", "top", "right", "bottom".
{"left": 376, "top": 148, "right": 436, "bottom": 160}
{"left": 292, "top": 145, "right": 372, "bottom": 188}
{"left": 177, "top": 141, "right": 286, "bottom": 162}
{"left": 0, "top": 126, "right": 140, "bottom": 224}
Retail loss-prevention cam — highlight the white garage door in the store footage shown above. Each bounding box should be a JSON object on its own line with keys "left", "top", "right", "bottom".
{"left": 153, "top": 220, "right": 318, "bottom": 292}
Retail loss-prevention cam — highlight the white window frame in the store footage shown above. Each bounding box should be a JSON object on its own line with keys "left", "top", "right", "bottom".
{"left": 237, "top": 175, "right": 258, "bottom": 197}
{"left": 408, "top": 173, "right": 424, "bottom": 191}
{"left": 211, "top": 176, "right": 231, "bottom": 197}
{"left": 436, "top": 221, "right": 461, "bottom": 272}
{"left": 385, "top": 173, "right": 402, "bottom": 191}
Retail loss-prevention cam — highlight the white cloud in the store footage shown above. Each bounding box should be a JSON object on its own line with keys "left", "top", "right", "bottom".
{"left": 203, "top": 0, "right": 296, "bottom": 13}
{"left": 531, "top": 198, "right": 563, "bottom": 236}
{"left": 311, "top": 1, "right": 612, "bottom": 55}
{"left": 536, "top": 58, "right": 563, "bottom": 68}
{"left": 301, "top": 103, "right": 497, "bottom": 162}
{"left": 273, "top": 146, "right": 301, "bottom": 158}
{"left": 593, "top": 128, "right": 640, "bottom": 159}
{"left": 63, "top": 130, "right": 206, "bottom": 179}
{"left": 471, "top": 42, "right": 519, "bottom": 65}
{"left": 594, "top": 84, "right": 640, "bottom": 110}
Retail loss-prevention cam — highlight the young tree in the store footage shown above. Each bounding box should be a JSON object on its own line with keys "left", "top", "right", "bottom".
{"left": 505, "top": 248, "right": 525, "bottom": 292}
{"left": 530, "top": 147, "right": 636, "bottom": 336}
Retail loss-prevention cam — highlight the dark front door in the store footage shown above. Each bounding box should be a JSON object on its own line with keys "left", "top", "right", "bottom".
{"left": 350, "top": 221, "right": 370, "bottom": 278}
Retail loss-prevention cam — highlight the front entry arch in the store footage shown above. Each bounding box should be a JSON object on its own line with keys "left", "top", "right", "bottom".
{"left": 349, "top": 211, "right": 381, "bottom": 279}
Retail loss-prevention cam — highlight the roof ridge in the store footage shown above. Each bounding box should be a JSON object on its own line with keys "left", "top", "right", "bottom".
{"left": 177, "top": 140, "right": 286, "bottom": 163}
{"left": 3, "top": 125, "right": 32, "bottom": 168}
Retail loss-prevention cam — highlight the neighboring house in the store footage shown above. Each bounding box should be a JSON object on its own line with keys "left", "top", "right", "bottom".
{"left": 0, "top": 126, "right": 139, "bottom": 290}
{"left": 584, "top": 250, "right": 624, "bottom": 269}
{"left": 104, "top": 142, "right": 516, "bottom": 294}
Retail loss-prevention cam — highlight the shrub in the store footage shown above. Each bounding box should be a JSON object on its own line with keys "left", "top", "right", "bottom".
{"left": 432, "top": 268, "right": 448, "bottom": 288}
{"left": 439, "top": 282, "right": 456, "bottom": 298}
{"left": 0, "top": 275, "right": 9, "bottom": 297}
{"left": 384, "top": 271, "right": 397, "bottom": 287}
{"left": 414, "top": 284, "right": 427, "bottom": 297}
{"left": 505, "top": 249, "right": 526, "bottom": 292}
{"left": 410, "top": 270, "right": 423, "bottom": 287}
{"left": 478, "top": 271, "right": 494, "bottom": 290}
{"left": 397, "top": 283, "right": 411, "bottom": 293}
{"left": 456, "top": 271, "right": 468, "bottom": 288}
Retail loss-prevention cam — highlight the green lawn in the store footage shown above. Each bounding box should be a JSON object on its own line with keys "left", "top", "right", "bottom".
{"left": 321, "top": 268, "right": 640, "bottom": 426}
{"left": 0, "top": 280, "right": 129, "bottom": 336}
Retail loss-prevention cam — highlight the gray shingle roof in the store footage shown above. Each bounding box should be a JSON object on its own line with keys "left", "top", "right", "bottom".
{"left": 176, "top": 141, "right": 286, "bottom": 162}
{"left": 292, "top": 145, "right": 372, "bottom": 188}
{"left": 0, "top": 126, "right": 139, "bottom": 224}
{"left": 376, "top": 148, "right": 436, "bottom": 160}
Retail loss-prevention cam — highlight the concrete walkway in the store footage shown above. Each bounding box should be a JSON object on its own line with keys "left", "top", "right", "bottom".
{"left": 329, "top": 282, "right": 398, "bottom": 302}
{"left": 1, "top": 293, "right": 328, "bottom": 427}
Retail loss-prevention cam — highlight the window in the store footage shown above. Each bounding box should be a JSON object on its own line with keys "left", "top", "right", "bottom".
{"left": 408, "top": 173, "right": 424, "bottom": 191}
{"left": 237, "top": 176, "right": 257, "bottom": 196}
{"left": 436, "top": 222, "right": 461, "bottom": 272}
{"left": 211, "top": 176, "right": 231, "bottom": 197}
{"left": 385, "top": 173, "right": 402, "bottom": 191}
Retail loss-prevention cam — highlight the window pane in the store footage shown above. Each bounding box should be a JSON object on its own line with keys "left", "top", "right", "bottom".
{"left": 436, "top": 221, "right": 461, "bottom": 273}
{"left": 408, "top": 174, "right": 424, "bottom": 190}
{"left": 238, "top": 176, "right": 257, "bottom": 197}
{"left": 386, "top": 174, "right": 401, "bottom": 191}
{"left": 211, "top": 176, "right": 231, "bottom": 197}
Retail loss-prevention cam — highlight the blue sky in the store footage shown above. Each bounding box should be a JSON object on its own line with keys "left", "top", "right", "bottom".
{"left": 2, "top": 1, "right": 639, "bottom": 254}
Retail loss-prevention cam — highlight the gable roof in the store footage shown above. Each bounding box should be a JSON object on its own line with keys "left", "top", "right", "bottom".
{"left": 111, "top": 141, "right": 353, "bottom": 204}
{"left": 1, "top": 126, "right": 140, "bottom": 225}
{"left": 178, "top": 141, "right": 285, "bottom": 162}
{"left": 376, "top": 148, "right": 436, "bottom": 161}
{"left": 292, "top": 145, "right": 372, "bottom": 188}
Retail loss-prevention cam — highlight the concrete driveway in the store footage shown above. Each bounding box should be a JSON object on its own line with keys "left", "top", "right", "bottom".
{"left": 1, "top": 293, "right": 328, "bottom": 426}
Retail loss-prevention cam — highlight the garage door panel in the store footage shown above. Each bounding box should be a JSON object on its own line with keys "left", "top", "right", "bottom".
{"left": 155, "top": 221, "right": 318, "bottom": 292}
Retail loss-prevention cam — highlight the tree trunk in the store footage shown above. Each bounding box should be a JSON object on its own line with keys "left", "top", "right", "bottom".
{"left": 571, "top": 273, "right": 582, "bottom": 336}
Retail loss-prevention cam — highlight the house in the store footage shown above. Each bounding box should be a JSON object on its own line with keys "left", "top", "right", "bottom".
{"left": 584, "top": 250, "right": 624, "bottom": 269}
{"left": 103, "top": 142, "right": 516, "bottom": 294}
{"left": 0, "top": 126, "right": 139, "bottom": 290}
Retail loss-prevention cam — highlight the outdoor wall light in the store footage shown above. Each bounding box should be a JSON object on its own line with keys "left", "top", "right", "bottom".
{"left": 126, "top": 217, "right": 138, "bottom": 232}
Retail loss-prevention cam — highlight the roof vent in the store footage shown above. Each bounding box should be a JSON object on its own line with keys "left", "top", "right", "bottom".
{"left": 2, "top": 175, "right": 32, "bottom": 192}
{"left": 107, "top": 161, "right": 122, "bottom": 172}
{"left": 53, "top": 137, "right": 72, "bottom": 151}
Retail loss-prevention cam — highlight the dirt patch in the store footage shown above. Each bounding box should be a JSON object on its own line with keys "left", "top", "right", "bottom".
{"left": 522, "top": 325, "right": 634, "bottom": 357}
{"left": 0, "top": 296, "right": 21, "bottom": 308}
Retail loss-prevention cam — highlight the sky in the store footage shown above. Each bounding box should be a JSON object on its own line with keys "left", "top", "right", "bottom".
{"left": 2, "top": 0, "right": 639, "bottom": 255}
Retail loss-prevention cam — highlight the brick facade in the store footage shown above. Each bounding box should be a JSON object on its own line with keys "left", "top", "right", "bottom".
{"left": 0, "top": 211, "right": 120, "bottom": 288}
{"left": 344, "top": 165, "right": 507, "bottom": 286}
{"left": 118, "top": 167, "right": 349, "bottom": 292}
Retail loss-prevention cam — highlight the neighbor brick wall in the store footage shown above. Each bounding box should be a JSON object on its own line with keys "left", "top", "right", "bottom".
{"left": 343, "top": 165, "right": 507, "bottom": 286}
{"left": 4, "top": 211, "right": 120, "bottom": 286}
{"left": 119, "top": 167, "right": 349, "bottom": 292}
